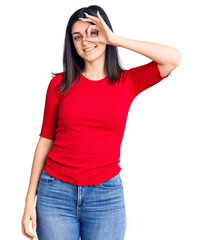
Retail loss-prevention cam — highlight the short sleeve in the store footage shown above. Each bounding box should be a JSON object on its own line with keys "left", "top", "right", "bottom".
{"left": 124, "top": 61, "right": 171, "bottom": 102}
{"left": 39, "top": 74, "right": 62, "bottom": 140}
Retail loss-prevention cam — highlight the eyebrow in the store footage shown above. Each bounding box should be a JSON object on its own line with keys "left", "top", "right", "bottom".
{"left": 72, "top": 29, "right": 88, "bottom": 35}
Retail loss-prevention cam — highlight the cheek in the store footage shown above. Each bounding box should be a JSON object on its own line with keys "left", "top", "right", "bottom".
{"left": 97, "top": 44, "right": 106, "bottom": 54}
{"left": 74, "top": 43, "right": 83, "bottom": 56}
{"left": 74, "top": 43, "right": 79, "bottom": 52}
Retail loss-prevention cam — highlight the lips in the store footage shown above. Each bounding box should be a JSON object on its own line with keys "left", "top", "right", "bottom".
{"left": 83, "top": 46, "right": 96, "bottom": 52}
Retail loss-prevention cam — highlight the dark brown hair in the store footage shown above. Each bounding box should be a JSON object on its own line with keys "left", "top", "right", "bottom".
{"left": 52, "top": 5, "right": 125, "bottom": 97}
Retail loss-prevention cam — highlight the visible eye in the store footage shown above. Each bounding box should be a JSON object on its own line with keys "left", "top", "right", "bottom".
{"left": 74, "top": 36, "right": 81, "bottom": 40}
{"left": 73, "top": 31, "right": 98, "bottom": 40}
{"left": 91, "top": 31, "right": 98, "bottom": 36}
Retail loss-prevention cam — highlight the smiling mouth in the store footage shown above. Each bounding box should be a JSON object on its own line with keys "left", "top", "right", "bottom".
{"left": 84, "top": 46, "right": 96, "bottom": 52}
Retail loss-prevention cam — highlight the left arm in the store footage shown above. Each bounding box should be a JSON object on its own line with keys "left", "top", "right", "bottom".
{"left": 110, "top": 36, "right": 182, "bottom": 77}
{"left": 80, "top": 11, "right": 182, "bottom": 77}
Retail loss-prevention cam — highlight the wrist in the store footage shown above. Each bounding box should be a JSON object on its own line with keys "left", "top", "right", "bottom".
{"left": 109, "top": 35, "right": 120, "bottom": 46}
{"left": 25, "top": 194, "right": 36, "bottom": 203}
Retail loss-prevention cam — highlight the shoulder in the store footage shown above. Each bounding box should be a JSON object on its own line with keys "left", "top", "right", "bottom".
{"left": 49, "top": 72, "right": 63, "bottom": 87}
{"left": 118, "top": 63, "right": 144, "bottom": 80}
{"left": 46, "top": 72, "right": 64, "bottom": 101}
{"left": 119, "top": 61, "right": 160, "bottom": 78}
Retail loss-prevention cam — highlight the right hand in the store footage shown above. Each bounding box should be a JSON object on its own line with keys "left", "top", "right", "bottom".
{"left": 21, "top": 199, "right": 37, "bottom": 239}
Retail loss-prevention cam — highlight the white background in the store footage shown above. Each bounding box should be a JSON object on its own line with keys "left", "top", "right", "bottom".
{"left": 1, "top": 0, "right": 202, "bottom": 239}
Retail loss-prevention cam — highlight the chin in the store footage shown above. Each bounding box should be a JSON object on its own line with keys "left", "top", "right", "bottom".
{"left": 83, "top": 51, "right": 106, "bottom": 62}
{"left": 83, "top": 55, "right": 101, "bottom": 62}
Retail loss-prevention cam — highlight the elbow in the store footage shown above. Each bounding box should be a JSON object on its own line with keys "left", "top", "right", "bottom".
{"left": 173, "top": 49, "right": 182, "bottom": 67}
{"left": 38, "top": 137, "right": 54, "bottom": 151}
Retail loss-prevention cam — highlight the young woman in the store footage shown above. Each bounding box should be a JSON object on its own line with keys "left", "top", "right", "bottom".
{"left": 21, "top": 5, "right": 182, "bottom": 240}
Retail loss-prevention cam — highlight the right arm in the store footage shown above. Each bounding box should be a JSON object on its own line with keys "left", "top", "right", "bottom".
{"left": 25, "top": 73, "right": 61, "bottom": 202}
{"left": 21, "top": 137, "right": 54, "bottom": 239}
{"left": 25, "top": 137, "right": 54, "bottom": 202}
{"left": 21, "top": 74, "right": 61, "bottom": 239}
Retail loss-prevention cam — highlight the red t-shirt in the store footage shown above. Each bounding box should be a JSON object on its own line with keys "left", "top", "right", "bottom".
{"left": 39, "top": 61, "right": 170, "bottom": 186}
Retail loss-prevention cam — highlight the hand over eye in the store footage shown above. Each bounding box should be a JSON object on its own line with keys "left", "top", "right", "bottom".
{"left": 79, "top": 11, "right": 116, "bottom": 45}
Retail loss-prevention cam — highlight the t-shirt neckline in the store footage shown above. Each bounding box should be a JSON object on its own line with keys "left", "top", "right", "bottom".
{"left": 81, "top": 73, "right": 108, "bottom": 82}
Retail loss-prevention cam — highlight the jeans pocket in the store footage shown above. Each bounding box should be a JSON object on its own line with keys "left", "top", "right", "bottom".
{"left": 39, "top": 170, "right": 57, "bottom": 185}
{"left": 98, "top": 173, "right": 123, "bottom": 189}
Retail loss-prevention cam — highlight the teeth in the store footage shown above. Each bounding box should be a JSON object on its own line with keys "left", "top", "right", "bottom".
{"left": 84, "top": 46, "right": 96, "bottom": 52}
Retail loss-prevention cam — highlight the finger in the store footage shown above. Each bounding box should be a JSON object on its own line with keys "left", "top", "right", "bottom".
{"left": 31, "top": 214, "right": 37, "bottom": 235}
{"left": 97, "top": 11, "right": 108, "bottom": 28}
{"left": 79, "top": 18, "right": 98, "bottom": 25}
{"left": 97, "top": 10, "right": 106, "bottom": 24}
{"left": 87, "top": 25, "right": 99, "bottom": 38}
{"left": 84, "top": 12, "right": 100, "bottom": 24}
{"left": 23, "top": 220, "right": 37, "bottom": 239}
{"left": 85, "top": 26, "right": 99, "bottom": 42}
{"left": 23, "top": 231, "right": 36, "bottom": 240}
{"left": 22, "top": 223, "right": 36, "bottom": 239}
{"left": 23, "top": 229, "right": 36, "bottom": 239}
{"left": 85, "top": 37, "right": 99, "bottom": 43}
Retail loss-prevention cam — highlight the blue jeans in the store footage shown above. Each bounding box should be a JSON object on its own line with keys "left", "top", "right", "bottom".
{"left": 36, "top": 170, "right": 127, "bottom": 240}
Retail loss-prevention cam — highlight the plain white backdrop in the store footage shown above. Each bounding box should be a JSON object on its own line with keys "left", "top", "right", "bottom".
{"left": 1, "top": 0, "right": 202, "bottom": 239}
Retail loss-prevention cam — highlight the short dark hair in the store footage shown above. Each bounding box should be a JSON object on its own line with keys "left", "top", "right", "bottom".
{"left": 52, "top": 5, "right": 125, "bottom": 97}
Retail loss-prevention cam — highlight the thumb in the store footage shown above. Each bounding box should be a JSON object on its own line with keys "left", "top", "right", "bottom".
{"left": 85, "top": 37, "right": 98, "bottom": 43}
{"left": 32, "top": 212, "right": 37, "bottom": 234}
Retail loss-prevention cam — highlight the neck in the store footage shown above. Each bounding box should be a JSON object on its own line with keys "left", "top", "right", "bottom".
{"left": 82, "top": 57, "right": 107, "bottom": 80}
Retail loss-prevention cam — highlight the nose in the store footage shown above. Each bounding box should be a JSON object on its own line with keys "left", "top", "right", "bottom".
{"left": 81, "top": 36, "right": 89, "bottom": 45}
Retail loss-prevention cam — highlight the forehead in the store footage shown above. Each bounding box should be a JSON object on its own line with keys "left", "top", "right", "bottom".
{"left": 71, "top": 21, "right": 94, "bottom": 34}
